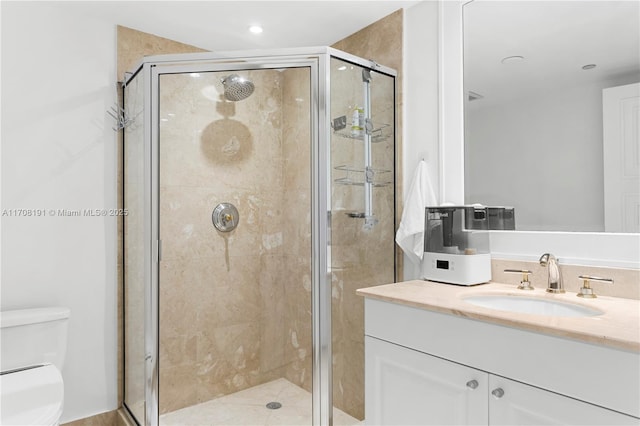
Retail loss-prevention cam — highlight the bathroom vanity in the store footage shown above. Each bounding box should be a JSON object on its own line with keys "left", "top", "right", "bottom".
{"left": 358, "top": 281, "right": 640, "bottom": 425}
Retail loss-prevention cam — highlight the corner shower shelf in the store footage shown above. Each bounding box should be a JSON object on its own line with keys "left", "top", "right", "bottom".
{"left": 334, "top": 165, "right": 392, "bottom": 188}
{"left": 333, "top": 123, "right": 391, "bottom": 144}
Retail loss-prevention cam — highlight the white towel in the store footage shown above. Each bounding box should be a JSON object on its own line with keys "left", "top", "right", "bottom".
{"left": 395, "top": 160, "right": 437, "bottom": 265}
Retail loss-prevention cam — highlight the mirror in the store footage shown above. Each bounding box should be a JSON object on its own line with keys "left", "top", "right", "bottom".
{"left": 463, "top": 0, "right": 640, "bottom": 233}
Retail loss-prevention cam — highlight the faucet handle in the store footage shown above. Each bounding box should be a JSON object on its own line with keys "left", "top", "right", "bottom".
{"left": 577, "top": 275, "right": 613, "bottom": 298}
{"left": 504, "top": 269, "right": 534, "bottom": 290}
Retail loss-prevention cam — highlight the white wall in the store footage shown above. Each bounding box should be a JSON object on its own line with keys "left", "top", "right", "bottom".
{"left": 1, "top": 2, "right": 118, "bottom": 422}
{"left": 402, "top": 1, "right": 441, "bottom": 279}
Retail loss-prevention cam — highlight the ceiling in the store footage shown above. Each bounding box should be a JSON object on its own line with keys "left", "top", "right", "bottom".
{"left": 74, "top": 1, "right": 421, "bottom": 51}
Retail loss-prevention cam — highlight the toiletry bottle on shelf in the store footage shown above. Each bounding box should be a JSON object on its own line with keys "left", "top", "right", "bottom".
{"left": 351, "top": 107, "right": 363, "bottom": 136}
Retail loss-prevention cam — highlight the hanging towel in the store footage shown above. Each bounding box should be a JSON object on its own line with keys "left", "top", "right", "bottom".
{"left": 395, "top": 160, "right": 437, "bottom": 265}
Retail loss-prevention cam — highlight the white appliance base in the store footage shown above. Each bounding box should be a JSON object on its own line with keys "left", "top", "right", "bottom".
{"left": 421, "top": 252, "right": 491, "bottom": 285}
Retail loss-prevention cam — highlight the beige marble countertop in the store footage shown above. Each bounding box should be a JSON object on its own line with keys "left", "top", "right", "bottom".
{"left": 357, "top": 280, "right": 640, "bottom": 352}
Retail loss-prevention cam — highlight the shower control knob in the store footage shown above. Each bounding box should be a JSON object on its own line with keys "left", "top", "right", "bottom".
{"left": 212, "top": 203, "right": 239, "bottom": 232}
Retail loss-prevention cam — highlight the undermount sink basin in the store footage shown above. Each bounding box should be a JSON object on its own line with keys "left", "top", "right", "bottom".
{"left": 462, "top": 294, "right": 603, "bottom": 317}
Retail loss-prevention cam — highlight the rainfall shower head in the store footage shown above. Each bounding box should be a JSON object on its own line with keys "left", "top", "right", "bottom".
{"left": 221, "top": 74, "right": 255, "bottom": 101}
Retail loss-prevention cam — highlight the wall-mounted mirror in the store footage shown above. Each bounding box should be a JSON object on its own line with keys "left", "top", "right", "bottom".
{"left": 463, "top": 0, "right": 640, "bottom": 233}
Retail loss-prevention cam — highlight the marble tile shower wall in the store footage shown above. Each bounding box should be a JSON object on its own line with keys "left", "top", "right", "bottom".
{"left": 157, "top": 68, "right": 312, "bottom": 414}
{"left": 281, "top": 68, "right": 313, "bottom": 392}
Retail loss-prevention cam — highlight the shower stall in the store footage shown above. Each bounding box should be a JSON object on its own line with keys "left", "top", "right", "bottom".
{"left": 123, "top": 47, "right": 396, "bottom": 426}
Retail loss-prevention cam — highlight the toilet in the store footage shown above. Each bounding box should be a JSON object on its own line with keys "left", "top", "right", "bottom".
{"left": 0, "top": 307, "right": 70, "bottom": 426}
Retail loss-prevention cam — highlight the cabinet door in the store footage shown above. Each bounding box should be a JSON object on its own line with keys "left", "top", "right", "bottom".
{"left": 489, "top": 375, "right": 639, "bottom": 425}
{"left": 365, "top": 336, "right": 488, "bottom": 425}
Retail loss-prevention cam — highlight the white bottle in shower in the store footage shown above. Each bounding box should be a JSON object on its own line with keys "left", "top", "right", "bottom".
{"left": 351, "top": 107, "right": 363, "bottom": 136}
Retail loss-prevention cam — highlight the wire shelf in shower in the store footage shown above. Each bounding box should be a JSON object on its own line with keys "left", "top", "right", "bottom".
{"left": 333, "top": 123, "right": 391, "bottom": 143}
{"left": 334, "top": 164, "right": 392, "bottom": 187}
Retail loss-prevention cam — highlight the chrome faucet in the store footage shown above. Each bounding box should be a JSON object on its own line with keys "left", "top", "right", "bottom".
{"left": 539, "top": 253, "right": 564, "bottom": 293}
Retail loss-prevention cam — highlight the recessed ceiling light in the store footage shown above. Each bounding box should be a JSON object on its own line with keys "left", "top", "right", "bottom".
{"left": 582, "top": 64, "right": 597, "bottom": 70}
{"left": 501, "top": 55, "right": 525, "bottom": 64}
{"left": 249, "top": 25, "right": 263, "bottom": 34}
{"left": 190, "top": 73, "right": 200, "bottom": 78}
{"left": 337, "top": 65, "right": 347, "bottom": 71}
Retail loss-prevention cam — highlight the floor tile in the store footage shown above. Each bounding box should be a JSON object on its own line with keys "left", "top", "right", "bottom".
{"left": 159, "top": 378, "right": 361, "bottom": 426}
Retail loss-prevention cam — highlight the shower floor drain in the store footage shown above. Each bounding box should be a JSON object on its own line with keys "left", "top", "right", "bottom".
{"left": 266, "top": 402, "right": 282, "bottom": 410}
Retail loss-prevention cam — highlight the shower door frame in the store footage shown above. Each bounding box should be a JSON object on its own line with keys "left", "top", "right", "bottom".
{"left": 123, "top": 46, "right": 397, "bottom": 426}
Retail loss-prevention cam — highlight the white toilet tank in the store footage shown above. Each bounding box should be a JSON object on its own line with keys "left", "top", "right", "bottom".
{"left": 0, "top": 307, "right": 71, "bottom": 372}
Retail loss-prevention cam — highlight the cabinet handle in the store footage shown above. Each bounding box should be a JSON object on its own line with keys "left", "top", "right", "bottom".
{"left": 466, "top": 380, "right": 479, "bottom": 389}
{"left": 491, "top": 388, "right": 505, "bottom": 398}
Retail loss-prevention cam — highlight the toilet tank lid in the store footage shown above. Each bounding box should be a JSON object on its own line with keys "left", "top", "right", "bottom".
{"left": 0, "top": 307, "right": 70, "bottom": 328}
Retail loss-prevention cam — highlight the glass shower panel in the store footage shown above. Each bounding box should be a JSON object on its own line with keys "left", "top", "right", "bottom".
{"left": 156, "top": 67, "right": 313, "bottom": 423}
{"left": 329, "top": 57, "right": 396, "bottom": 422}
{"left": 123, "top": 71, "right": 146, "bottom": 425}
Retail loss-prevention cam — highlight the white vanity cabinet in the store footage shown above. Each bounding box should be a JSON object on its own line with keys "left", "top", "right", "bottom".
{"left": 363, "top": 298, "right": 640, "bottom": 426}
{"left": 488, "top": 374, "right": 638, "bottom": 425}
{"left": 366, "top": 336, "right": 488, "bottom": 425}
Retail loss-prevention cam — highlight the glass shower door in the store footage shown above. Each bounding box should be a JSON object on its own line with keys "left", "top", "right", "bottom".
{"left": 155, "top": 66, "right": 314, "bottom": 425}
{"left": 123, "top": 49, "right": 396, "bottom": 426}
{"left": 329, "top": 56, "right": 396, "bottom": 423}
{"left": 123, "top": 70, "right": 147, "bottom": 424}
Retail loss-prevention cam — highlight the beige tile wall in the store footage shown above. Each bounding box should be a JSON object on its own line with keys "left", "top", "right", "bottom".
{"left": 281, "top": 68, "right": 314, "bottom": 391}
{"left": 157, "top": 68, "right": 313, "bottom": 414}
{"left": 492, "top": 259, "right": 640, "bottom": 300}
{"left": 117, "top": 26, "right": 207, "bottom": 82}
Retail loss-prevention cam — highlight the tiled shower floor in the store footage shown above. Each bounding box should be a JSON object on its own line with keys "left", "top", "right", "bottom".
{"left": 159, "top": 378, "right": 362, "bottom": 426}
